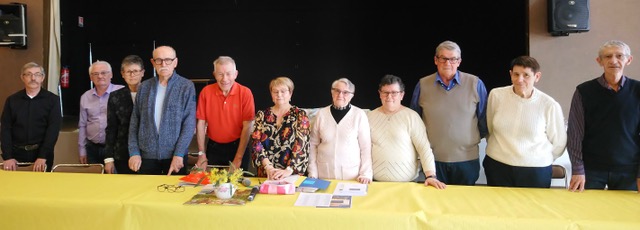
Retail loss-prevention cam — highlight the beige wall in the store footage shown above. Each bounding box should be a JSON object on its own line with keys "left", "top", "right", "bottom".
{"left": 530, "top": 0, "right": 640, "bottom": 117}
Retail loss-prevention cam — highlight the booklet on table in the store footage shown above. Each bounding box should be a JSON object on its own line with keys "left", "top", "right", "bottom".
{"left": 294, "top": 193, "right": 352, "bottom": 208}
{"left": 332, "top": 182, "right": 368, "bottom": 196}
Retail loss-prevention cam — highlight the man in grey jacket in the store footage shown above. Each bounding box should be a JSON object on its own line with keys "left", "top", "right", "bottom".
{"left": 128, "top": 46, "right": 196, "bottom": 175}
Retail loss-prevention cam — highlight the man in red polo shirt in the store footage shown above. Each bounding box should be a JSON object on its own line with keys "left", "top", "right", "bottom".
{"left": 196, "top": 56, "right": 255, "bottom": 169}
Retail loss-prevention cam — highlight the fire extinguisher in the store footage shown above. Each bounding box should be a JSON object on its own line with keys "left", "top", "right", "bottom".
{"left": 60, "top": 66, "right": 70, "bottom": 88}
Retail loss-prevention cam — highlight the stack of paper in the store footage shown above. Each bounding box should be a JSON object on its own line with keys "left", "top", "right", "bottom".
{"left": 294, "top": 193, "right": 352, "bottom": 208}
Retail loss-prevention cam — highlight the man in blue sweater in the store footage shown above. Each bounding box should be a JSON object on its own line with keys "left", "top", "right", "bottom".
{"left": 567, "top": 40, "right": 639, "bottom": 192}
{"left": 128, "top": 46, "right": 196, "bottom": 175}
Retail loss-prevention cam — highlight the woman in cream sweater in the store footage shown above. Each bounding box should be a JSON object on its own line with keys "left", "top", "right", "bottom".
{"left": 308, "top": 78, "right": 372, "bottom": 184}
{"left": 485, "top": 56, "right": 567, "bottom": 188}
{"left": 368, "top": 75, "right": 445, "bottom": 189}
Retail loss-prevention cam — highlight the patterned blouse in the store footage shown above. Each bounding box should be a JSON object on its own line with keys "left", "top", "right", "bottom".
{"left": 251, "top": 106, "right": 310, "bottom": 177}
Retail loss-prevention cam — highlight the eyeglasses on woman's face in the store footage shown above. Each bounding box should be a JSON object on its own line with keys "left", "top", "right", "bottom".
{"left": 379, "top": 90, "right": 403, "bottom": 97}
{"left": 331, "top": 88, "right": 353, "bottom": 96}
{"left": 124, "top": 69, "right": 143, "bottom": 75}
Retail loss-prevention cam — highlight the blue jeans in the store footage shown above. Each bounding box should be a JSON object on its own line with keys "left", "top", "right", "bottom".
{"left": 585, "top": 169, "right": 638, "bottom": 191}
{"left": 483, "top": 155, "right": 552, "bottom": 188}
{"left": 435, "top": 159, "right": 480, "bottom": 185}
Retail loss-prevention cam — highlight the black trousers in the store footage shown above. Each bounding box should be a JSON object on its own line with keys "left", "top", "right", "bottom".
{"left": 483, "top": 155, "right": 552, "bottom": 188}
{"left": 11, "top": 145, "right": 53, "bottom": 172}
{"left": 206, "top": 138, "right": 250, "bottom": 170}
{"left": 113, "top": 159, "right": 135, "bottom": 174}
{"left": 85, "top": 141, "right": 106, "bottom": 164}
{"left": 138, "top": 157, "right": 188, "bottom": 175}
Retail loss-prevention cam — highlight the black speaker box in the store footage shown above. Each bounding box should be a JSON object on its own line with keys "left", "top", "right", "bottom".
{"left": 548, "top": 0, "right": 590, "bottom": 36}
{"left": 0, "top": 3, "right": 27, "bottom": 49}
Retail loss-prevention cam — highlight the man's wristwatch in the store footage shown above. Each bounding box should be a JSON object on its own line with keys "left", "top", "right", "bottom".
{"left": 425, "top": 175, "right": 437, "bottom": 180}
{"left": 196, "top": 151, "right": 204, "bottom": 156}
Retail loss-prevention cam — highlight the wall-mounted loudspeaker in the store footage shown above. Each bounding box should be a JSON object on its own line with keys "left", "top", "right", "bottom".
{"left": 0, "top": 3, "right": 27, "bottom": 49}
{"left": 548, "top": 0, "right": 589, "bottom": 36}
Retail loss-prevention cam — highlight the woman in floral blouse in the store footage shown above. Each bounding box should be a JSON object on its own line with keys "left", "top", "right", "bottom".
{"left": 251, "top": 77, "right": 310, "bottom": 180}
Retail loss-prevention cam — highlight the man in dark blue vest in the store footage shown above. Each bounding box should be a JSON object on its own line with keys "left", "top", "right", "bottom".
{"left": 567, "top": 40, "right": 639, "bottom": 192}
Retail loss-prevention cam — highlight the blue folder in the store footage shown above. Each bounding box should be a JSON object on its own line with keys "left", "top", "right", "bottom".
{"left": 299, "top": 177, "right": 331, "bottom": 190}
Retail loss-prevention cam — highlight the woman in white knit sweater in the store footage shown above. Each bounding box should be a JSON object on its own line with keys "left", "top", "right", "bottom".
{"left": 368, "top": 75, "right": 445, "bottom": 189}
{"left": 484, "top": 56, "right": 567, "bottom": 188}
{"left": 308, "top": 78, "right": 372, "bottom": 184}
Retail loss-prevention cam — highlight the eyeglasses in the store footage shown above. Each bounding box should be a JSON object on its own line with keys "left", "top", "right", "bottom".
{"left": 331, "top": 88, "right": 353, "bottom": 96}
{"left": 124, "top": 69, "right": 143, "bottom": 75}
{"left": 152, "top": 58, "right": 176, "bottom": 65}
{"left": 436, "top": 56, "right": 461, "bottom": 64}
{"left": 157, "top": 184, "right": 185, "bottom": 193}
{"left": 600, "top": 54, "right": 629, "bottom": 60}
{"left": 379, "top": 90, "right": 403, "bottom": 97}
{"left": 271, "top": 89, "right": 290, "bottom": 95}
{"left": 22, "top": 72, "right": 44, "bottom": 78}
{"left": 90, "top": 71, "right": 111, "bottom": 77}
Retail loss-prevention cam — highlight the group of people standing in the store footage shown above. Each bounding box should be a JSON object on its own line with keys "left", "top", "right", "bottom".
{"left": 2, "top": 40, "right": 638, "bottom": 193}
{"left": 249, "top": 39, "right": 639, "bottom": 193}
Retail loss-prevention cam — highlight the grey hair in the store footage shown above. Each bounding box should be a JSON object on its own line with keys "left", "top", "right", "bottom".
{"left": 435, "top": 40, "right": 462, "bottom": 58}
{"left": 121, "top": 55, "right": 144, "bottom": 71}
{"left": 331, "top": 77, "right": 355, "bottom": 93}
{"left": 213, "top": 56, "right": 237, "bottom": 69}
{"left": 21, "top": 62, "right": 45, "bottom": 76}
{"left": 599, "top": 40, "right": 631, "bottom": 57}
{"left": 89, "top": 60, "right": 112, "bottom": 74}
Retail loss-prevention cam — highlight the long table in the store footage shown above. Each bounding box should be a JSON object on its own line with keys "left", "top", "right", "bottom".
{"left": 1, "top": 170, "right": 639, "bottom": 230}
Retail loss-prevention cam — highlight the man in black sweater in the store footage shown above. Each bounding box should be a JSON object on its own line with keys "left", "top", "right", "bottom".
{"left": 567, "top": 40, "right": 639, "bottom": 192}
{"left": 1, "top": 62, "right": 62, "bottom": 172}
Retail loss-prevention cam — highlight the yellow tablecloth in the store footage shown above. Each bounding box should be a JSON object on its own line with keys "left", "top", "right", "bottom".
{"left": 1, "top": 170, "right": 639, "bottom": 230}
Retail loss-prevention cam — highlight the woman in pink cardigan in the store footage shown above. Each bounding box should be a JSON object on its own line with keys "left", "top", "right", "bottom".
{"left": 308, "top": 78, "right": 372, "bottom": 184}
